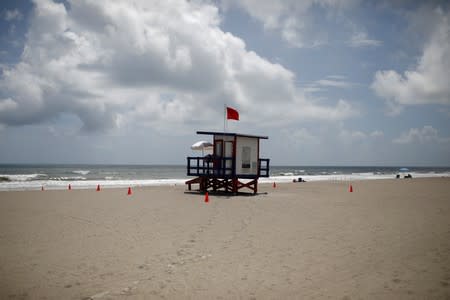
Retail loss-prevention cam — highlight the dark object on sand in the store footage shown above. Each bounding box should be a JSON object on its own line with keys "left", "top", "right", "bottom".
{"left": 404, "top": 174, "right": 413, "bottom": 179}
{"left": 396, "top": 174, "right": 400, "bottom": 179}
{"left": 293, "top": 177, "right": 306, "bottom": 183}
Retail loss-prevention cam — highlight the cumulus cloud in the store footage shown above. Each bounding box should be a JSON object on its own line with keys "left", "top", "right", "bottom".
{"left": 393, "top": 125, "right": 450, "bottom": 144}
{"left": 371, "top": 7, "right": 450, "bottom": 115}
{"left": 0, "top": 0, "right": 357, "bottom": 132}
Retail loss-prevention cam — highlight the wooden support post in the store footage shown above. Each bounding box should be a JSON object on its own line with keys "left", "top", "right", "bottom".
{"left": 187, "top": 158, "right": 190, "bottom": 176}
{"left": 196, "top": 158, "right": 199, "bottom": 174}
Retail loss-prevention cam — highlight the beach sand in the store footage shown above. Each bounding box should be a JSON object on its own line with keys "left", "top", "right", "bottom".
{"left": 1, "top": 178, "right": 449, "bottom": 299}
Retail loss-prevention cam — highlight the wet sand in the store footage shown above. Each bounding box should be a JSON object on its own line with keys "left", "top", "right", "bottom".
{"left": 0, "top": 178, "right": 449, "bottom": 299}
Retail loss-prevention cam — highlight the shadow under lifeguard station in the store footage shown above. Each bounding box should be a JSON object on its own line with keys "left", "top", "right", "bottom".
{"left": 186, "top": 131, "right": 270, "bottom": 195}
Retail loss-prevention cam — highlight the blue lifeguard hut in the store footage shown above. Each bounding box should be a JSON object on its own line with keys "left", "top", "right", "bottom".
{"left": 186, "top": 131, "right": 270, "bottom": 194}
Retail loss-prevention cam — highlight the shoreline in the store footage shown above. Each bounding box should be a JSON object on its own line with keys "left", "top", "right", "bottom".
{"left": 1, "top": 172, "right": 449, "bottom": 192}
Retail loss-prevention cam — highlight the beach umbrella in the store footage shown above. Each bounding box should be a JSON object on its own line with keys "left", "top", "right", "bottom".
{"left": 399, "top": 167, "right": 412, "bottom": 179}
{"left": 191, "top": 141, "right": 213, "bottom": 156}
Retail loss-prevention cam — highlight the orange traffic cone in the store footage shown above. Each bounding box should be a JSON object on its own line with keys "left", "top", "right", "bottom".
{"left": 127, "top": 187, "right": 132, "bottom": 195}
{"left": 273, "top": 182, "right": 277, "bottom": 188}
{"left": 68, "top": 184, "right": 72, "bottom": 190}
{"left": 204, "top": 192, "right": 209, "bottom": 203}
{"left": 349, "top": 185, "right": 353, "bottom": 192}
{"left": 96, "top": 184, "right": 101, "bottom": 191}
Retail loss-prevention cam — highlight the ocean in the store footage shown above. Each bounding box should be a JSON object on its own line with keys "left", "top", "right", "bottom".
{"left": 0, "top": 164, "right": 449, "bottom": 191}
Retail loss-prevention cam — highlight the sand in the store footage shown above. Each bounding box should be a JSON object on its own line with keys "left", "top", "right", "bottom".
{"left": 0, "top": 178, "right": 449, "bottom": 299}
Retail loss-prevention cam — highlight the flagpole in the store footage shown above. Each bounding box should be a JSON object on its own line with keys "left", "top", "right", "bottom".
{"left": 223, "top": 104, "right": 226, "bottom": 133}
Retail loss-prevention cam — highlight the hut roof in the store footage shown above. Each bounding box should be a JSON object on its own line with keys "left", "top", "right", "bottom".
{"left": 196, "top": 131, "right": 268, "bottom": 140}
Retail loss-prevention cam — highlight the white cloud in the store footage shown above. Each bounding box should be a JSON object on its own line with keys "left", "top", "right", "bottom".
{"left": 336, "top": 127, "right": 388, "bottom": 145}
{"left": 393, "top": 125, "right": 450, "bottom": 144}
{"left": 4, "top": 9, "right": 24, "bottom": 21}
{"left": 338, "top": 128, "right": 367, "bottom": 141}
{"left": 370, "top": 130, "right": 384, "bottom": 138}
{"left": 316, "top": 77, "right": 353, "bottom": 88}
{"left": 0, "top": 98, "right": 18, "bottom": 111}
{"left": 0, "top": 0, "right": 357, "bottom": 132}
{"left": 371, "top": 7, "right": 450, "bottom": 115}
{"left": 349, "top": 30, "right": 382, "bottom": 47}
{"left": 302, "top": 75, "right": 353, "bottom": 95}
{"left": 304, "top": 99, "right": 358, "bottom": 120}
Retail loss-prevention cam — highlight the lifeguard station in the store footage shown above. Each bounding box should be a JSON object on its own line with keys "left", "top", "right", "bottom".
{"left": 186, "top": 131, "right": 270, "bottom": 194}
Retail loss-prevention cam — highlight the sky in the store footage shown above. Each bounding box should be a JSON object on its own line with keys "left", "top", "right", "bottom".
{"left": 0, "top": 0, "right": 449, "bottom": 166}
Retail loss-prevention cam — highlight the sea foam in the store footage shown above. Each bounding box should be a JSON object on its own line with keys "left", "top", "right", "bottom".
{"left": 73, "top": 170, "right": 90, "bottom": 175}
{"left": 0, "top": 174, "right": 47, "bottom": 181}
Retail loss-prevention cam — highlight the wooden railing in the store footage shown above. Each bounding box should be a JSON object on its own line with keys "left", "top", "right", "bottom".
{"left": 187, "top": 156, "right": 234, "bottom": 177}
{"left": 187, "top": 157, "right": 270, "bottom": 178}
{"left": 258, "top": 158, "right": 270, "bottom": 177}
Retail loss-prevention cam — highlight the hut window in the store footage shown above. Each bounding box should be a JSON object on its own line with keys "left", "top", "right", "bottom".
{"left": 242, "top": 146, "right": 251, "bottom": 169}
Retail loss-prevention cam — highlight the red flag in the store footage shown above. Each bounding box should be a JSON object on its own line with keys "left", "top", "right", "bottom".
{"left": 226, "top": 107, "right": 239, "bottom": 120}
